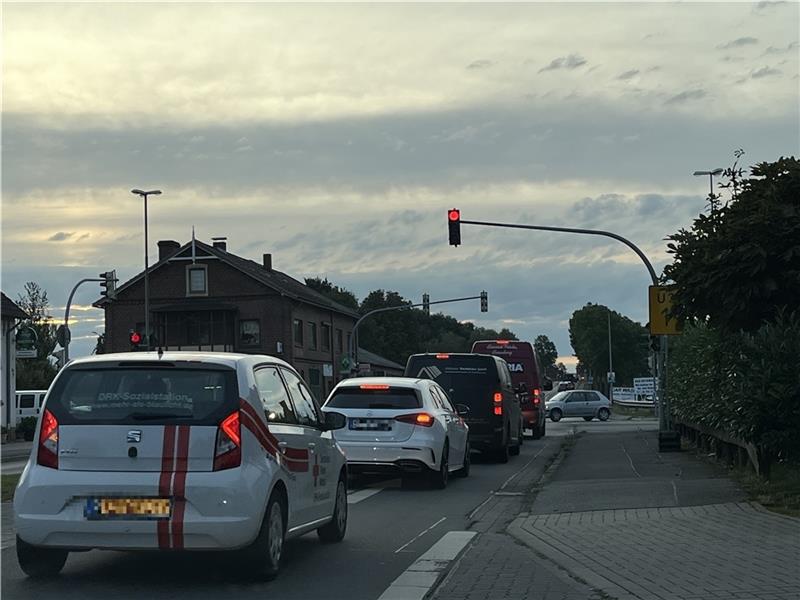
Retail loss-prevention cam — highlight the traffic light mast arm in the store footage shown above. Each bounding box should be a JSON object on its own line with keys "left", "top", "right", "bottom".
{"left": 459, "top": 218, "right": 658, "bottom": 285}
{"left": 347, "top": 293, "right": 485, "bottom": 368}
{"left": 63, "top": 278, "right": 105, "bottom": 363}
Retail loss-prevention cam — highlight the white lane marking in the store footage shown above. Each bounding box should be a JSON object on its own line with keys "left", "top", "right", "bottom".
{"left": 499, "top": 444, "right": 548, "bottom": 490}
{"left": 347, "top": 488, "right": 383, "bottom": 505}
{"left": 378, "top": 531, "right": 476, "bottom": 600}
{"left": 467, "top": 496, "right": 493, "bottom": 521}
{"left": 394, "top": 516, "right": 447, "bottom": 553}
{"left": 671, "top": 480, "right": 679, "bottom": 505}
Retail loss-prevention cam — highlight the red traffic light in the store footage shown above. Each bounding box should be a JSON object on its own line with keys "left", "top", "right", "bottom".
{"left": 448, "top": 209, "right": 460, "bottom": 221}
{"left": 130, "top": 332, "right": 142, "bottom": 344}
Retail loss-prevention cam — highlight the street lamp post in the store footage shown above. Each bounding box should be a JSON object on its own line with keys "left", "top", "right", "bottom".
{"left": 131, "top": 188, "right": 162, "bottom": 350}
{"left": 693, "top": 168, "right": 723, "bottom": 216}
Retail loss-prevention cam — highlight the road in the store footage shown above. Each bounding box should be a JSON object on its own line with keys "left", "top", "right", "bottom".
{"left": 1, "top": 435, "right": 562, "bottom": 600}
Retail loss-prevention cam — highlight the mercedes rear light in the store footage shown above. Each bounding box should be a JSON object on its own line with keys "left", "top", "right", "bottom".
{"left": 395, "top": 413, "right": 435, "bottom": 427}
{"left": 37, "top": 409, "right": 59, "bottom": 469}
{"left": 213, "top": 410, "right": 241, "bottom": 471}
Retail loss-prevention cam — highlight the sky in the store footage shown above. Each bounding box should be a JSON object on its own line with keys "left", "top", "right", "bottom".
{"left": 2, "top": 1, "right": 798, "bottom": 368}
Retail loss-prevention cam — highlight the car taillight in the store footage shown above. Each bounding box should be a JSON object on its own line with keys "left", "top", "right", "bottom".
{"left": 532, "top": 388, "right": 541, "bottom": 406}
{"left": 493, "top": 392, "right": 503, "bottom": 416}
{"left": 395, "top": 413, "right": 435, "bottom": 427}
{"left": 213, "top": 410, "right": 241, "bottom": 471}
{"left": 37, "top": 409, "right": 59, "bottom": 469}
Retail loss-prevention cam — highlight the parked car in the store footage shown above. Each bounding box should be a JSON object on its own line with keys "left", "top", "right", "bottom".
{"left": 404, "top": 353, "right": 522, "bottom": 463}
{"left": 322, "top": 377, "right": 470, "bottom": 488}
{"left": 14, "top": 352, "right": 348, "bottom": 580}
{"left": 545, "top": 390, "right": 611, "bottom": 422}
{"left": 556, "top": 381, "right": 576, "bottom": 392}
{"left": 470, "top": 340, "right": 549, "bottom": 440}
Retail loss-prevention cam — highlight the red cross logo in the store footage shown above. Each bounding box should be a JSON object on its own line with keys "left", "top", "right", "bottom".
{"left": 312, "top": 454, "right": 320, "bottom": 487}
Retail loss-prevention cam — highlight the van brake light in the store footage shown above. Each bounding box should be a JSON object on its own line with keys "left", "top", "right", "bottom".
{"left": 37, "top": 409, "right": 59, "bottom": 469}
{"left": 493, "top": 392, "right": 503, "bottom": 415}
{"left": 435, "top": 354, "right": 450, "bottom": 359}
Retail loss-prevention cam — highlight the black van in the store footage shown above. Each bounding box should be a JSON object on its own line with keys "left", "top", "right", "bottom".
{"left": 404, "top": 353, "right": 523, "bottom": 463}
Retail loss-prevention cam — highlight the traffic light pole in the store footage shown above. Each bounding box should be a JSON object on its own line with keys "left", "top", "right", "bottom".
{"left": 347, "top": 293, "right": 486, "bottom": 374}
{"left": 63, "top": 278, "right": 104, "bottom": 363}
{"left": 456, "top": 216, "right": 677, "bottom": 450}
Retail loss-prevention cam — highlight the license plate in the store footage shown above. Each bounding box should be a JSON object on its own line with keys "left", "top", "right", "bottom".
{"left": 349, "top": 418, "right": 393, "bottom": 431}
{"left": 84, "top": 497, "right": 171, "bottom": 520}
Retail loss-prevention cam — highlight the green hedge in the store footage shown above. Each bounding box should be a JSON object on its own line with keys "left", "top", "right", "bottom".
{"left": 669, "top": 311, "right": 800, "bottom": 459}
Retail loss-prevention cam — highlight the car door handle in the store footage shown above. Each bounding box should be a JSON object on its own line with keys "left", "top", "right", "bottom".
{"left": 278, "top": 441, "right": 288, "bottom": 451}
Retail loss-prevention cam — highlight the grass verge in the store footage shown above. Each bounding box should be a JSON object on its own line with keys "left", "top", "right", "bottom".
{"left": 2, "top": 473, "right": 21, "bottom": 502}
{"left": 611, "top": 404, "right": 656, "bottom": 419}
{"left": 732, "top": 462, "right": 800, "bottom": 519}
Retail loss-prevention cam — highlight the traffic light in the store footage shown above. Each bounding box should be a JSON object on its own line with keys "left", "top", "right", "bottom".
{"left": 56, "top": 324, "right": 71, "bottom": 348}
{"left": 480, "top": 290, "right": 488, "bottom": 313}
{"left": 448, "top": 208, "right": 461, "bottom": 246}
{"left": 99, "top": 270, "right": 117, "bottom": 300}
{"left": 422, "top": 293, "right": 430, "bottom": 315}
{"left": 129, "top": 329, "right": 143, "bottom": 350}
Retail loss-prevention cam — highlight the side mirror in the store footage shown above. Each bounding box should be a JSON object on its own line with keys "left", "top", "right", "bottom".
{"left": 543, "top": 379, "right": 553, "bottom": 391}
{"left": 455, "top": 404, "right": 470, "bottom": 416}
{"left": 324, "top": 411, "right": 347, "bottom": 431}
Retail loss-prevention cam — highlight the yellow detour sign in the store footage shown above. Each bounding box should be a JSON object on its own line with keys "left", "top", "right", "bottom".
{"left": 649, "top": 286, "right": 682, "bottom": 335}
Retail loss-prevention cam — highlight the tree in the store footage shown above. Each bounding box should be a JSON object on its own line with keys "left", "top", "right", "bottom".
{"left": 15, "top": 282, "right": 59, "bottom": 389}
{"left": 664, "top": 156, "right": 800, "bottom": 332}
{"left": 568, "top": 303, "right": 648, "bottom": 389}
{"left": 304, "top": 277, "right": 359, "bottom": 311}
{"left": 534, "top": 335, "right": 558, "bottom": 377}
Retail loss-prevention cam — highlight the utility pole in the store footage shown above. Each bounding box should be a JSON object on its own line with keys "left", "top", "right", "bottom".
{"left": 131, "top": 189, "right": 162, "bottom": 349}
{"left": 607, "top": 310, "right": 614, "bottom": 404}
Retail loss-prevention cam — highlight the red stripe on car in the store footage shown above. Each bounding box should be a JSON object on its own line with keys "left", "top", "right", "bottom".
{"left": 170, "top": 425, "right": 191, "bottom": 550}
{"left": 158, "top": 425, "right": 177, "bottom": 550}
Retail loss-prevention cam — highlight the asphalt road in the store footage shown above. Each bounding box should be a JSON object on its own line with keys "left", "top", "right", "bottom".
{"left": 1, "top": 436, "right": 559, "bottom": 600}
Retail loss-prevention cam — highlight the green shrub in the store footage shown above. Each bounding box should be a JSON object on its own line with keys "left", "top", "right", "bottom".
{"left": 17, "top": 417, "right": 38, "bottom": 442}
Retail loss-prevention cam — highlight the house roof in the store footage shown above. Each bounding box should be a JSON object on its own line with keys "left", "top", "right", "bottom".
{"left": 1, "top": 292, "right": 28, "bottom": 321}
{"left": 94, "top": 239, "right": 359, "bottom": 318}
{"left": 357, "top": 347, "right": 405, "bottom": 371}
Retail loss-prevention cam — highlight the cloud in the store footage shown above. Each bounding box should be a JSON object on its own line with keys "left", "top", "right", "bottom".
{"left": 716, "top": 37, "right": 759, "bottom": 49}
{"left": 76, "top": 233, "right": 91, "bottom": 241}
{"left": 721, "top": 55, "right": 746, "bottom": 63}
{"left": 764, "top": 41, "right": 798, "bottom": 54}
{"left": 664, "top": 89, "right": 706, "bottom": 105}
{"left": 539, "top": 54, "right": 587, "bottom": 72}
{"left": 751, "top": 66, "right": 782, "bottom": 78}
{"left": 48, "top": 231, "right": 75, "bottom": 241}
{"left": 466, "top": 59, "right": 494, "bottom": 70}
{"left": 617, "top": 69, "right": 639, "bottom": 80}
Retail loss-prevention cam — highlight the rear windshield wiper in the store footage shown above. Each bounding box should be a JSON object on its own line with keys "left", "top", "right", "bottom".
{"left": 127, "top": 413, "right": 193, "bottom": 421}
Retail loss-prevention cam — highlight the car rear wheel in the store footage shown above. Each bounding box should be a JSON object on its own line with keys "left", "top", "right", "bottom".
{"left": 455, "top": 441, "right": 470, "bottom": 478}
{"left": 16, "top": 537, "right": 68, "bottom": 578}
{"left": 243, "top": 491, "right": 286, "bottom": 580}
{"left": 550, "top": 408, "right": 563, "bottom": 422}
{"left": 583, "top": 416, "right": 593, "bottom": 421}
{"left": 318, "top": 476, "right": 347, "bottom": 543}
{"left": 598, "top": 408, "right": 611, "bottom": 421}
{"left": 430, "top": 441, "right": 449, "bottom": 489}
{"left": 532, "top": 420, "right": 543, "bottom": 439}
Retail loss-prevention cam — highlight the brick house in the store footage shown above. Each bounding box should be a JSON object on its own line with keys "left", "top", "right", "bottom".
{"left": 94, "top": 238, "right": 358, "bottom": 400}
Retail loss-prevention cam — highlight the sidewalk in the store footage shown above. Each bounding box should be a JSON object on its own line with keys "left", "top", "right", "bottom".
{"left": 432, "top": 429, "right": 800, "bottom": 600}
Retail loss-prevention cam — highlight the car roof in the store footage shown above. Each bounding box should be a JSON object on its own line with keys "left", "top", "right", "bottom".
{"left": 335, "top": 376, "right": 431, "bottom": 390}
{"left": 64, "top": 351, "right": 292, "bottom": 370}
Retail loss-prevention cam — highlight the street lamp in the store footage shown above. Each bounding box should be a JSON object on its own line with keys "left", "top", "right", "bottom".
{"left": 693, "top": 169, "right": 723, "bottom": 216}
{"left": 131, "top": 188, "right": 162, "bottom": 350}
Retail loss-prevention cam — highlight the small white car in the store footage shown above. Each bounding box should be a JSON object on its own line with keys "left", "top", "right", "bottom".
{"left": 322, "top": 377, "right": 470, "bottom": 488}
{"left": 14, "top": 352, "right": 349, "bottom": 580}
{"left": 545, "top": 390, "right": 612, "bottom": 422}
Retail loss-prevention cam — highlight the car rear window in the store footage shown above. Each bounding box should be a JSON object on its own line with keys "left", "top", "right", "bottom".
{"left": 326, "top": 387, "right": 421, "bottom": 409}
{"left": 45, "top": 364, "right": 238, "bottom": 425}
{"left": 405, "top": 355, "right": 499, "bottom": 415}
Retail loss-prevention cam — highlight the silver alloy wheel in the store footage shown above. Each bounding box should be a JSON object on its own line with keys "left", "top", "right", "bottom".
{"left": 268, "top": 501, "right": 283, "bottom": 566}
{"left": 598, "top": 407, "right": 610, "bottom": 421}
{"left": 335, "top": 480, "right": 347, "bottom": 532}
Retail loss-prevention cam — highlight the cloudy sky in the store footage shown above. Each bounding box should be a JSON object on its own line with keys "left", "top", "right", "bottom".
{"left": 2, "top": 1, "right": 798, "bottom": 366}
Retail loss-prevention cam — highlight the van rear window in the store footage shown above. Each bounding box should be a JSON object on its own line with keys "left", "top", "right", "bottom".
{"left": 405, "top": 355, "right": 499, "bottom": 416}
{"left": 326, "top": 387, "right": 421, "bottom": 410}
{"left": 46, "top": 367, "right": 237, "bottom": 425}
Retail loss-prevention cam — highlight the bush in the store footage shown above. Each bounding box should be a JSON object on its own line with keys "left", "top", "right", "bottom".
{"left": 670, "top": 311, "right": 800, "bottom": 460}
{"left": 17, "top": 417, "right": 38, "bottom": 442}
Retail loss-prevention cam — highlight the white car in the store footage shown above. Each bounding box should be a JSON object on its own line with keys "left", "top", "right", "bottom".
{"left": 14, "top": 352, "right": 349, "bottom": 580}
{"left": 322, "top": 377, "right": 470, "bottom": 488}
{"left": 545, "top": 390, "right": 612, "bottom": 422}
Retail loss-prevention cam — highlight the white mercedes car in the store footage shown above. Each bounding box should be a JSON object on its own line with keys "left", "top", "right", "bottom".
{"left": 322, "top": 377, "right": 470, "bottom": 488}
{"left": 14, "top": 352, "right": 348, "bottom": 580}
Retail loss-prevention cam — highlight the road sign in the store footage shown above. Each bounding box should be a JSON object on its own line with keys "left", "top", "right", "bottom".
{"left": 16, "top": 326, "right": 38, "bottom": 359}
{"left": 612, "top": 387, "right": 635, "bottom": 402}
{"left": 607, "top": 371, "right": 615, "bottom": 384}
{"left": 341, "top": 355, "right": 352, "bottom": 371}
{"left": 648, "top": 285, "right": 682, "bottom": 335}
{"left": 56, "top": 324, "right": 71, "bottom": 348}
{"left": 634, "top": 377, "right": 657, "bottom": 401}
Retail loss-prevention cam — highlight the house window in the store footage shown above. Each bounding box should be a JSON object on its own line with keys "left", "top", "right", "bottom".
{"left": 186, "top": 265, "right": 208, "bottom": 296}
{"left": 293, "top": 319, "right": 304, "bottom": 347}
{"left": 309, "top": 322, "right": 318, "bottom": 350}
{"left": 336, "top": 329, "right": 343, "bottom": 353}
{"left": 321, "top": 323, "right": 331, "bottom": 351}
{"left": 240, "top": 319, "right": 261, "bottom": 347}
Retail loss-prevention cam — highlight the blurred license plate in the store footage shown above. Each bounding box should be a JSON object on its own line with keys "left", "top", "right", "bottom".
{"left": 85, "top": 497, "right": 171, "bottom": 520}
{"left": 349, "top": 418, "right": 393, "bottom": 431}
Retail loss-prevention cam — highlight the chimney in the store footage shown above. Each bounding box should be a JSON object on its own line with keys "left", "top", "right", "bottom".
{"left": 263, "top": 253, "right": 272, "bottom": 271}
{"left": 158, "top": 240, "right": 180, "bottom": 261}
{"left": 212, "top": 237, "right": 227, "bottom": 251}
